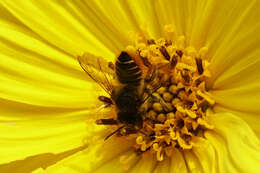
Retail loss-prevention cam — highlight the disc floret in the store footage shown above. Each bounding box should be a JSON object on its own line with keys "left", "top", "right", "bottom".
{"left": 125, "top": 34, "right": 215, "bottom": 161}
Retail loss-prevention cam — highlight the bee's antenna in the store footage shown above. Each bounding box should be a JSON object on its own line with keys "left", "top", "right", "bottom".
{"left": 104, "top": 125, "right": 125, "bottom": 141}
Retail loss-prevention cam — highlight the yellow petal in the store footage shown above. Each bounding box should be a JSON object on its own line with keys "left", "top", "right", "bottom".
{"left": 169, "top": 148, "right": 188, "bottom": 173}
{"left": 82, "top": 0, "right": 138, "bottom": 49}
{"left": 0, "top": 145, "right": 87, "bottom": 173}
{"left": 206, "top": 112, "right": 260, "bottom": 173}
{"left": 0, "top": 16, "right": 77, "bottom": 71}
{"left": 128, "top": 152, "right": 157, "bottom": 173}
{"left": 205, "top": 132, "right": 238, "bottom": 172}
{"left": 214, "top": 105, "right": 260, "bottom": 138}
{"left": 153, "top": 157, "right": 170, "bottom": 173}
{"left": 120, "top": 150, "right": 140, "bottom": 171}
{"left": 0, "top": 54, "right": 100, "bottom": 108}
{"left": 183, "top": 150, "right": 203, "bottom": 173}
{"left": 0, "top": 111, "right": 98, "bottom": 165}
{"left": 0, "top": 1, "right": 132, "bottom": 108}
{"left": 205, "top": 0, "right": 260, "bottom": 86}
{"left": 0, "top": 98, "right": 97, "bottom": 122}
{"left": 212, "top": 48, "right": 260, "bottom": 90}
{"left": 210, "top": 45, "right": 260, "bottom": 113}
{"left": 33, "top": 137, "right": 136, "bottom": 173}
{"left": 123, "top": 0, "right": 162, "bottom": 39}
{"left": 210, "top": 83, "right": 260, "bottom": 113}
{"left": 192, "top": 137, "right": 217, "bottom": 173}
{"left": 0, "top": 29, "right": 104, "bottom": 108}
{"left": 0, "top": 0, "right": 114, "bottom": 57}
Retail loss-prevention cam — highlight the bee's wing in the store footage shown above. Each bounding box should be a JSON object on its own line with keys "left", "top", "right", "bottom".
{"left": 78, "top": 53, "right": 114, "bottom": 96}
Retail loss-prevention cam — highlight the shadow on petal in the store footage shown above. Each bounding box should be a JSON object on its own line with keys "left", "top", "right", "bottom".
{"left": 0, "top": 145, "right": 87, "bottom": 173}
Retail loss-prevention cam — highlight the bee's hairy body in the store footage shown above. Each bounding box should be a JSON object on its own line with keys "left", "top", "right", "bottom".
{"left": 112, "top": 52, "right": 143, "bottom": 126}
{"left": 78, "top": 51, "right": 153, "bottom": 139}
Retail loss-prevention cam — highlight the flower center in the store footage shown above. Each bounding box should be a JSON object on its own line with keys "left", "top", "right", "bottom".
{"left": 100, "top": 26, "right": 215, "bottom": 163}
{"left": 125, "top": 35, "right": 214, "bottom": 161}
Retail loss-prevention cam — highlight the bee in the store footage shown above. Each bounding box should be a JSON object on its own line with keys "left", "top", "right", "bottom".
{"left": 78, "top": 51, "right": 160, "bottom": 140}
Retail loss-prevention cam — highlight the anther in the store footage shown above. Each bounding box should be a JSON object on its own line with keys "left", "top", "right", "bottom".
{"left": 176, "top": 50, "right": 183, "bottom": 57}
{"left": 170, "top": 55, "right": 178, "bottom": 68}
{"left": 147, "top": 39, "right": 155, "bottom": 45}
{"left": 160, "top": 46, "right": 170, "bottom": 60}
{"left": 195, "top": 58, "right": 203, "bottom": 75}
{"left": 108, "top": 62, "right": 115, "bottom": 70}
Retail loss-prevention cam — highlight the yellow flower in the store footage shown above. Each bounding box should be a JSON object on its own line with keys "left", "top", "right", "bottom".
{"left": 0, "top": 0, "right": 260, "bottom": 173}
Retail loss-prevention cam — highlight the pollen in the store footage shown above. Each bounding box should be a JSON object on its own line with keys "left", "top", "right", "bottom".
{"left": 126, "top": 28, "right": 215, "bottom": 161}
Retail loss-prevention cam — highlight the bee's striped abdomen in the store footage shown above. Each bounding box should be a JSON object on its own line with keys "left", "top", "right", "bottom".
{"left": 116, "top": 52, "right": 142, "bottom": 84}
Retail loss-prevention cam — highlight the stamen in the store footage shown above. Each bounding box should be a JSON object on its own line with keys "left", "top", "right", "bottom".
{"left": 176, "top": 50, "right": 183, "bottom": 57}
{"left": 195, "top": 58, "right": 204, "bottom": 75}
{"left": 159, "top": 46, "right": 171, "bottom": 60}
{"left": 147, "top": 39, "right": 155, "bottom": 45}
{"left": 170, "top": 54, "right": 178, "bottom": 68}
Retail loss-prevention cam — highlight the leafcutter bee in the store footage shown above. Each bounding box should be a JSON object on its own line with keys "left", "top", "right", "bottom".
{"left": 78, "top": 51, "right": 161, "bottom": 140}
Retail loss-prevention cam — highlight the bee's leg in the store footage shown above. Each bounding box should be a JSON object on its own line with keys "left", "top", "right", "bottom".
{"left": 104, "top": 125, "right": 125, "bottom": 141}
{"left": 137, "top": 79, "right": 145, "bottom": 99}
{"left": 96, "top": 118, "right": 118, "bottom": 125}
{"left": 148, "top": 132, "right": 156, "bottom": 141}
{"left": 123, "top": 127, "right": 138, "bottom": 135}
{"left": 134, "top": 127, "right": 155, "bottom": 141}
{"left": 108, "top": 62, "right": 115, "bottom": 70}
{"left": 124, "top": 126, "right": 147, "bottom": 136}
{"left": 98, "top": 96, "right": 113, "bottom": 107}
{"left": 138, "top": 66, "right": 157, "bottom": 100}
{"left": 121, "top": 126, "right": 155, "bottom": 141}
{"left": 140, "top": 66, "right": 164, "bottom": 105}
{"left": 151, "top": 94, "right": 170, "bottom": 112}
{"left": 144, "top": 66, "right": 157, "bottom": 83}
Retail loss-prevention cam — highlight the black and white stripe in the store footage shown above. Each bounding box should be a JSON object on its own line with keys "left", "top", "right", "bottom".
{"left": 116, "top": 51, "right": 142, "bottom": 84}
